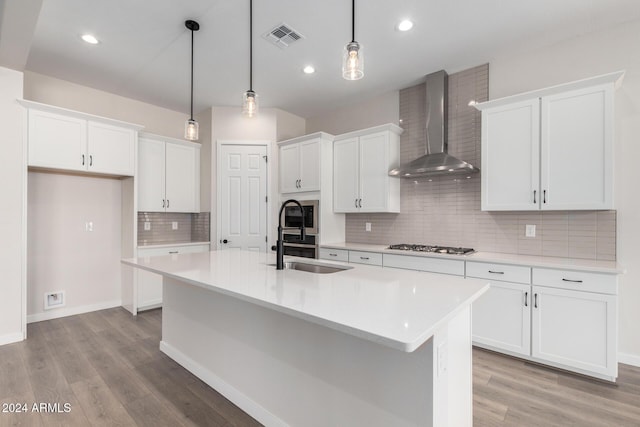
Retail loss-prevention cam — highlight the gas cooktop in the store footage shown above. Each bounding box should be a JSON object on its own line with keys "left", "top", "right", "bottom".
{"left": 387, "top": 244, "right": 475, "bottom": 255}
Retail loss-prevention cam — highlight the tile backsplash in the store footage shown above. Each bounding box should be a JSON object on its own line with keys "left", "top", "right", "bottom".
{"left": 345, "top": 64, "right": 616, "bottom": 261}
{"left": 138, "top": 212, "right": 210, "bottom": 246}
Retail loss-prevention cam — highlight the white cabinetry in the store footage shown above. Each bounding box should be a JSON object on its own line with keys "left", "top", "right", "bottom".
{"left": 138, "top": 134, "right": 200, "bottom": 213}
{"left": 279, "top": 138, "right": 320, "bottom": 193}
{"left": 467, "top": 262, "right": 532, "bottom": 356}
{"left": 136, "top": 243, "right": 209, "bottom": 311}
{"left": 476, "top": 71, "right": 623, "bottom": 211}
{"left": 23, "top": 101, "right": 140, "bottom": 176}
{"left": 333, "top": 124, "right": 402, "bottom": 213}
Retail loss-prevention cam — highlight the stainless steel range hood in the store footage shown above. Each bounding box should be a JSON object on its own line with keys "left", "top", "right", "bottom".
{"left": 389, "top": 70, "right": 479, "bottom": 178}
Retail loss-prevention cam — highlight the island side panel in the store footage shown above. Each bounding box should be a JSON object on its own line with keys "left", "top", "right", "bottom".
{"left": 160, "top": 276, "right": 437, "bottom": 427}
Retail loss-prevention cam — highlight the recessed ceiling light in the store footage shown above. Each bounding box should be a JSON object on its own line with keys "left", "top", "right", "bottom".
{"left": 303, "top": 65, "right": 315, "bottom": 74}
{"left": 81, "top": 34, "right": 99, "bottom": 44}
{"left": 397, "top": 20, "right": 414, "bottom": 32}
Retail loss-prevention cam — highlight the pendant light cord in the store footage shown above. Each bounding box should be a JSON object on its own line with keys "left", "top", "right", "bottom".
{"left": 351, "top": 0, "right": 355, "bottom": 43}
{"left": 249, "top": 0, "right": 253, "bottom": 91}
{"left": 190, "top": 27, "right": 194, "bottom": 120}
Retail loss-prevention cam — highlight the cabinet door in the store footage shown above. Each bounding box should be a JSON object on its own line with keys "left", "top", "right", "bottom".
{"left": 87, "top": 121, "right": 135, "bottom": 176}
{"left": 298, "top": 139, "right": 320, "bottom": 192}
{"left": 532, "top": 285, "right": 617, "bottom": 377}
{"left": 279, "top": 144, "right": 300, "bottom": 193}
{"left": 541, "top": 84, "right": 613, "bottom": 210}
{"left": 359, "top": 131, "right": 390, "bottom": 212}
{"left": 481, "top": 99, "right": 540, "bottom": 210}
{"left": 333, "top": 137, "right": 359, "bottom": 212}
{"left": 165, "top": 142, "right": 199, "bottom": 212}
{"left": 28, "top": 109, "right": 87, "bottom": 171}
{"left": 472, "top": 282, "right": 531, "bottom": 356}
{"left": 138, "top": 138, "right": 166, "bottom": 212}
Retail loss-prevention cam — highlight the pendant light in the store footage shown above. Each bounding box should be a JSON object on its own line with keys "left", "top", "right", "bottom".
{"left": 242, "top": 0, "right": 258, "bottom": 117}
{"left": 184, "top": 19, "right": 200, "bottom": 141}
{"left": 342, "top": 0, "right": 364, "bottom": 80}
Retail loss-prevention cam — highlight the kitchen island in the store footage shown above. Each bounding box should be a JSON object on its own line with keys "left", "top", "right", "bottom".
{"left": 122, "top": 250, "right": 489, "bottom": 427}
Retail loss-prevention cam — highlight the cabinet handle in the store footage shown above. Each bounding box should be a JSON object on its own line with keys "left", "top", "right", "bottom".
{"left": 295, "top": 179, "right": 298, "bottom": 188}
{"left": 562, "top": 278, "right": 583, "bottom": 283}
{"left": 329, "top": 253, "right": 338, "bottom": 257}
{"left": 168, "top": 251, "right": 179, "bottom": 254}
{"left": 543, "top": 190, "right": 547, "bottom": 204}
{"left": 359, "top": 199, "right": 362, "bottom": 208}
{"left": 534, "top": 293, "right": 538, "bottom": 308}
{"left": 82, "top": 154, "right": 85, "bottom": 166}
{"left": 162, "top": 199, "right": 165, "bottom": 208}
{"left": 524, "top": 292, "right": 528, "bottom": 307}
{"left": 360, "top": 256, "right": 369, "bottom": 260}
{"left": 488, "top": 270, "right": 504, "bottom": 275}
{"left": 299, "top": 179, "right": 302, "bottom": 188}
{"left": 167, "top": 199, "right": 170, "bottom": 208}
{"left": 533, "top": 190, "right": 537, "bottom": 204}
{"left": 89, "top": 155, "right": 93, "bottom": 166}
{"left": 355, "top": 199, "right": 358, "bottom": 208}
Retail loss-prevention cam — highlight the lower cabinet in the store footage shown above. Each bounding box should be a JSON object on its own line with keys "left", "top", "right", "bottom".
{"left": 136, "top": 243, "right": 209, "bottom": 311}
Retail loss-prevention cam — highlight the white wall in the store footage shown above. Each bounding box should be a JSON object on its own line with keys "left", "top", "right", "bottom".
{"left": 305, "top": 91, "right": 399, "bottom": 135}
{"left": 0, "top": 67, "right": 25, "bottom": 345}
{"left": 488, "top": 19, "right": 640, "bottom": 365}
{"left": 27, "top": 172, "right": 122, "bottom": 321}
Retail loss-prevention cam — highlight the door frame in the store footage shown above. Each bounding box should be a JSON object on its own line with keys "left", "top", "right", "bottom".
{"left": 216, "top": 140, "right": 271, "bottom": 251}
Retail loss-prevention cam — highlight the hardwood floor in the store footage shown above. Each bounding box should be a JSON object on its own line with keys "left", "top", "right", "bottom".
{"left": 1, "top": 307, "right": 639, "bottom": 426}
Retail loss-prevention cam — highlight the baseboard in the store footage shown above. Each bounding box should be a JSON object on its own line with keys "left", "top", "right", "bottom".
{"left": 160, "top": 341, "right": 286, "bottom": 427}
{"left": 27, "top": 300, "right": 122, "bottom": 323}
{"left": 619, "top": 352, "right": 640, "bottom": 368}
{"left": 0, "top": 332, "right": 25, "bottom": 346}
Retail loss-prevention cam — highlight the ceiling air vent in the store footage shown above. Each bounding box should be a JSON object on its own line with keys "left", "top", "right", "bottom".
{"left": 262, "top": 23, "right": 304, "bottom": 49}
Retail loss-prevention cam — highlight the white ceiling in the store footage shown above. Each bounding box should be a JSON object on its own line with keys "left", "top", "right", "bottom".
{"left": 3, "top": 0, "right": 640, "bottom": 118}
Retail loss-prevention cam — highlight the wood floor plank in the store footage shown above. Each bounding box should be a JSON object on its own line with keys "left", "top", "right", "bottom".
{"left": 0, "top": 343, "right": 32, "bottom": 400}
{"left": 0, "top": 391, "right": 43, "bottom": 427}
{"left": 70, "top": 375, "right": 137, "bottom": 426}
{"left": 123, "top": 394, "right": 187, "bottom": 427}
{"left": 186, "top": 378, "right": 262, "bottom": 427}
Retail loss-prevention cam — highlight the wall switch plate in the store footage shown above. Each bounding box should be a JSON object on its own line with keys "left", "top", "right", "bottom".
{"left": 365, "top": 222, "right": 371, "bottom": 232}
{"left": 144, "top": 221, "right": 151, "bottom": 231}
{"left": 85, "top": 221, "right": 93, "bottom": 232}
{"left": 172, "top": 221, "right": 178, "bottom": 230}
{"left": 525, "top": 224, "right": 536, "bottom": 237}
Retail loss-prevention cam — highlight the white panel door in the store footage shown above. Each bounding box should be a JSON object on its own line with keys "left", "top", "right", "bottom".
{"left": 298, "top": 139, "right": 320, "bottom": 192}
{"left": 532, "top": 285, "right": 617, "bottom": 377}
{"left": 279, "top": 143, "right": 300, "bottom": 193}
{"left": 87, "top": 121, "right": 135, "bottom": 176}
{"left": 481, "top": 99, "right": 540, "bottom": 211}
{"left": 165, "top": 142, "right": 199, "bottom": 212}
{"left": 359, "top": 131, "right": 388, "bottom": 212}
{"left": 472, "top": 282, "right": 531, "bottom": 356}
{"left": 333, "top": 137, "right": 359, "bottom": 212}
{"left": 541, "top": 84, "right": 613, "bottom": 210}
{"left": 219, "top": 144, "right": 268, "bottom": 251}
{"left": 137, "top": 138, "right": 166, "bottom": 212}
{"left": 28, "top": 109, "right": 87, "bottom": 171}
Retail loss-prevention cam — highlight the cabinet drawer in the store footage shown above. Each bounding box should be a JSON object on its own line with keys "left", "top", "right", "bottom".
{"left": 349, "top": 250, "right": 383, "bottom": 266}
{"left": 532, "top": 268, "right": 617, "bottom": 295}
{"left": 319, "top": 248, "right": 349, "bottom": 262}
{"left": 383, "top": 254, "right": 465, "bottom": 276}
{"left": 138, "top": 244, "right": 209, "bottom": 258}
{"left": 466, "top": 261, "right": 531, "bottom": 284}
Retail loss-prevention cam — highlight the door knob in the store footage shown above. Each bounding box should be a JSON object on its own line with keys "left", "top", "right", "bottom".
{"left": 221, "top": 239, "right": 230, "bottom": 244}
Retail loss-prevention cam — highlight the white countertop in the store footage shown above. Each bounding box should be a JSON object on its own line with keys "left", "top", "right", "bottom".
{"left": 321, "top": 242, "right": 624, "bottom": 274}
{"left": 122, "top": 250, "right": 489, "bottom": 352}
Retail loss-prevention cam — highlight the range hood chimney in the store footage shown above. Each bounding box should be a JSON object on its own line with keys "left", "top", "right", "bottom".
{"left": 389, "top": 70, "right": 479, "bottom": 178}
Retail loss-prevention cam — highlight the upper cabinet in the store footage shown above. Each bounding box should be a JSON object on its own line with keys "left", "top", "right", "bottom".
{"left": 21, "top": 100, "right": 141, "bottom": 176}
{"left": 476, "top": 71, "right": 623, "bottom": 211}
{"left": 138, "top": 134, "right": 200, "bottom": 213}
{"left": 279, "top": 136, "right": 322, "bottom": 193}
{"left": 333, "top": 124, "right": 402, "bottom": 213}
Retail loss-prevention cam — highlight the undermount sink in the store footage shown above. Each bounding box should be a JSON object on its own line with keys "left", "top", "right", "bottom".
{"left": 269, "top": 261, "right": 352, "bottom": 274}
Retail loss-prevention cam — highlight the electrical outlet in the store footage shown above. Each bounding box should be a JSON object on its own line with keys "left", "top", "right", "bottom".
{"left": 172, "top": 221, "right": 178, "bottom": 230}
{"left": 85, "top": 221, "right": 94, "bottom": 232}
{"left": 44, "top": 291, "right": 65, "bottom": 310}
{"left": 525, "top": 224, "right": 536, "bottom": 238}
{"left": 365, "top": 222, "right": 371, "bottom": 232}
{"left": 144, "top": 221, "right": 151, "bottom": 231}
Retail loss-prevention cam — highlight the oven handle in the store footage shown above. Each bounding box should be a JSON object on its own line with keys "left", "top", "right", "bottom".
{"left": 282, "top": 242, "right": 318, "bottom": 249}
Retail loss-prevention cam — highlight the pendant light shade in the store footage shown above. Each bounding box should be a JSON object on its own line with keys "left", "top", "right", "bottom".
{"left": 342, "top": 0, "right": 364, "bottom": 80}
{"left": 185, "top": 19, "right": 200, "bottom": 141}
{"left": 242, "top": 0, "right": 258, "bottom": 117}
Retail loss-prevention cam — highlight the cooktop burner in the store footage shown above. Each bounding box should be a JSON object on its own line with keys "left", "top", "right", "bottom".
{"left": 388, "top": 244, "right": 475, "bottom": 255}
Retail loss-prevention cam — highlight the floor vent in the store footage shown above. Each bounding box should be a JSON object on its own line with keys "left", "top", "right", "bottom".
{"left": 262, "top": 23, "right": 304, "bottom": 49}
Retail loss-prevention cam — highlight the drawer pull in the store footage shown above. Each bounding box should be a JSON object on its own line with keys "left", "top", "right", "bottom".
{"left": 488, "top": 270, "right": 504, "bottom": 274}
{"left": 169, "top": 251, "right": 179, "bottom": 254}
{"left": 329, "top": 253, "right": 338, "bottom": 257}
{"left": 524, "top": 292, "right": 528, "bottom": 307}
{"left": 562, "top": 278, "right": 583, "bottom": 283}
{"left": 534, "top": 293, "right": 538, "bottom": 308}
{"left": 360, "top": 256, "right": 370, "bottom": 260}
